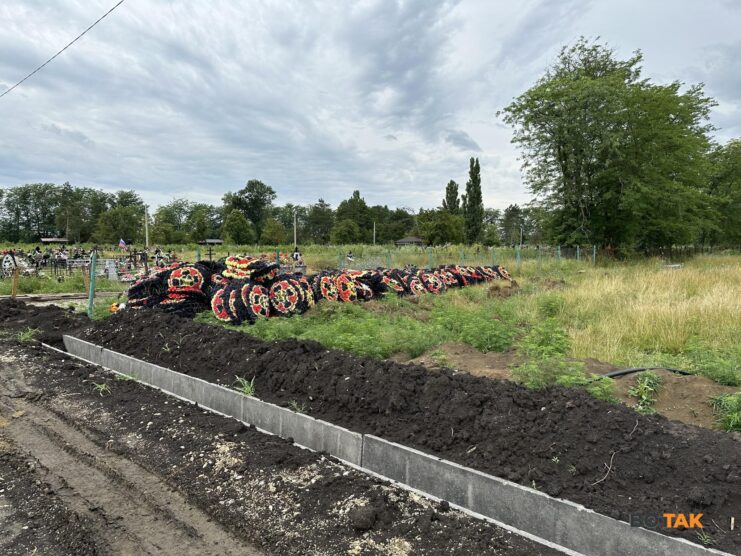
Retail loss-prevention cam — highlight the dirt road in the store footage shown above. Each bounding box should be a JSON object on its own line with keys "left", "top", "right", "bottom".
{"left": 0, "top": 350, "right": 260, "bottom": 555}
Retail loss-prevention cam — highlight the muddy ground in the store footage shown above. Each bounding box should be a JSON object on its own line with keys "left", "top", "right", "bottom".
{"left": 77, "top": 308, "right": 741, "bottom": 553}
{"left": 0, "top": 317, "right": 557, "bottom": 554}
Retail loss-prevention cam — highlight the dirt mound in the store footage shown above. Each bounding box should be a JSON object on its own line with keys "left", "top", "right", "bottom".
{"left": 614, "top": 370, "right": 739, "bottom": 430}
{"left": 0, "top": 299, "right": 86, "bottom": 347}
{"left": 81, "top": 309, "right": 741, "bottom": 553}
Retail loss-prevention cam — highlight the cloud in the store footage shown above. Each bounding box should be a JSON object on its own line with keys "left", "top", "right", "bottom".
{"left": 0, "top": 0, "right": 739, "bottom": 211}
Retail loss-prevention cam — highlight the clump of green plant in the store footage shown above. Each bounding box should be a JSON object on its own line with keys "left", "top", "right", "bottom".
{"left": 429, "top": 348, "right": 450, "bottom": 367}
{"left": 234, "top": 376, "right": 256, "bottom": 396}
{"left": 288, "top": 400, "right": 307, "bottom": 414}
{"left": 628, "top": 372, "right": 662, "bottom": 414}
{"left": 696, "top": 530, "right": 715, "bottom": 547}
{"left": 16, "top": 327, "right": 40, "bottom": 343}
{"left": 519, "top": 318, "right": 570, "bottom": 358}
{"left": 92, "top": 383, "right": 111, "bottom": 396}
{"left": 537, "top": 294, "right": 566, "bottom": 318}
{"left": 709, "top": 392, "right": 741, "bottom": 431}
{"left": 512, "top": 358, "right": 616, "bottom": 402}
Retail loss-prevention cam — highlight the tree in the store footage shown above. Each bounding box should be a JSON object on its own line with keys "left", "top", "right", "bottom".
{"left": 223, "top": 180, "right": 276, "bottom": 240}
{"left": 417, "top": 209, "right": 464, "bottom": 245}
{"left": 186, "top": 203, "right": 222, "bottom": 242}
{"left": 260, "top": 218, "right": 289, "bottom": 244}
{"left": 94, "top": 205, "right": 143, "bottom": 244}
{"left": 500, "top": 38, "right": 716, "bottom": 248}
{"left": 482, "top": 208, "right": 501, "bottom": 246}
{"left": 442, "top": 180, "right": 460, "bottom": 214}
{"left": 336, "top": 190, "right": 371, "bottom": 242}
{"left": 305, "top": 199, "right": 335, "bottom": 244}
{"left": 221, "top": 209, "right": 256, "bottom": 245}
{"left": 499, "top": 205, "right": 525, "bottom": 246}
{"left": 330, "top": 219, "right": 362, "bottom": 244}
{"left": 462, "top": 158, "right": 484, "bottom": 243}
{"left": 705, "top": 140, "right": 741, "bottom": 245}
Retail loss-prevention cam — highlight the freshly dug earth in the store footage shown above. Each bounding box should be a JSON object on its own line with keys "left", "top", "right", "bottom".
{"left": 0, "top": 434, "right": 104, "bottom": 555}
{"left": 0, "top": 298, "right": 86, "bottom": 347}
{"left": 0, "top": 316, "right": 557, "bottom": 554}
{"left": 82, "top": 309, "right": 741, "bottom": 553}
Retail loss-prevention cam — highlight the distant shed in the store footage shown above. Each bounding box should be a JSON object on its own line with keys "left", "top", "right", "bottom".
{"left": 395, "top": 236, "right": 425, "bottom": 247}
{"left": 41, "top": 237, "right": 69, "bottom": 244}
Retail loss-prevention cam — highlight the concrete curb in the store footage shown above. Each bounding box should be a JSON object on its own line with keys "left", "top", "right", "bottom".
{"left": 61, "top": 335, "right": 363, "bottom": 466}
{"left": 61, "top": 335, "right": 731, "bottom": 556}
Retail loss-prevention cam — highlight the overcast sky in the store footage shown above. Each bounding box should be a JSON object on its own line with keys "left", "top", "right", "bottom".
{"left": 1, "top": 0, "right": 740, "bottom": 211}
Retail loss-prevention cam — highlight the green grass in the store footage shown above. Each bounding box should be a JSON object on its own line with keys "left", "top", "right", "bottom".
{"left": 234, "top": 376, "right": 256, "bottom": 396}
{"left": 709, "top": 392, "right": 741, "bottom": 431}
{"left": 16, "top": 327, "right": 40, "bottom": 343}
{"left": 0, "top": 273, "right": 128, "bottom": 296}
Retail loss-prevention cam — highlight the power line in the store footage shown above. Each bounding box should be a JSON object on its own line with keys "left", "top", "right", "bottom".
{"left": 0, "top": 0, "right": 127, "bottom": 100}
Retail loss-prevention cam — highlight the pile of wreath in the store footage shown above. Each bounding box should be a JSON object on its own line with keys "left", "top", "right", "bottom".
{"left": 127, "top": 259, "right": 512, "bottom": 322}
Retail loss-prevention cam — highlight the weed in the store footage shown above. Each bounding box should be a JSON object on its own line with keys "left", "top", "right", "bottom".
{"left": 234, "top": 376, "right": 256, "bottom": 396}
{"left": 92, "top": 383, "right": 111, "bottom": 396}
{"left": 696, "top": 530, "right": 715, "bottom": 546}
{"left": 16, "top": 327, "right": 40, "bottom": 343}
{"left": 628, "top": 372, "right": 662, "bottom": 414}
{"left": 567, "top": 464, "right": 577, "bottom": 476}
{"left": 288, "top": 400, "right": 307, "bottom": 414}
{"left": 551, "top": 456, "right": 560, "bottom": 464}
{"left": 519, "top": 319, "right": 570, "bottom": 358}
{"left": 709, "top": 392, "right": 741, "bottom": 431}
{"left": 429, "top": 348, "right": 451, "bottom": 367}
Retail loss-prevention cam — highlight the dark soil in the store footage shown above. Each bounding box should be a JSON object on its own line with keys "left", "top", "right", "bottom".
{"left": 0, "top": 298, "right": 85, "bottom": 347}
{"left": 0, "top": 308, "right": 557, "bottom": 555}
{"left": 0, "top": 436, "right": 105, "bottom": 555}
{"left": 80, "top": 309, "right": 741, "bottom": 553}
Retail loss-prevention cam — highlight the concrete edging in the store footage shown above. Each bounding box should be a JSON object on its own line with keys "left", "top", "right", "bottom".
{"left": 61, "top": 335, "right": 363, "bottom": 466}
{"left": 60, "top": 335, "right": 730, "bottom": 556}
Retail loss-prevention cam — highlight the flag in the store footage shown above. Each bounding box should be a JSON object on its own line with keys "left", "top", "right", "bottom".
{"left": 119, "top": 238, "right": 126, "bottom": 249}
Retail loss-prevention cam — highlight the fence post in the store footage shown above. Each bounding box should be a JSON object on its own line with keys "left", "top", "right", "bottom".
{"left": 576, "top": 245, "right": 581, "bottom": 261}
{"left": 428, "top": 247, "right": 433, "bottom": 270}
{"left": 460, "top": 249, "right": 465, "bottom": 267}
{"left": 195, "top": 247, "right": 201, "bottom": 262}
{"left": 491, "top": 248, "right": 496, "bottom": 267}
{"left": 11, "top": 268, "right": 19, "bottom": 299}
{"left": 386, "top": 249, "right": 392, "bottom": 269}
{"left": 556, "top": 245, "right": 561, "bottom": 263}
{"left": 338, "top": 250, "right": 343, "bottom": 270}
{"left": 275, "top": 250, "right": 280, "bottom": 266}
{"left": 537, "top": 247, "right": 542, "bottom": 271}
{"left": 87, "top": 251, "right": 97, "bottom": 319}
{"left": 516, "top": 246, "right": 521, "bottom": 270}
{"left": 592, "top": 244, "right": 597, "bottom": 265}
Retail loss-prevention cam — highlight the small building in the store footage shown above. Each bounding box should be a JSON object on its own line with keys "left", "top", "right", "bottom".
{"left": 198, "top": 239, "right": 224, "bottom": 245}
{"left": 40, "top": 237, "right": 69, "bottom": 244}
{"left": 395, "top": 236, "right": 425, "bottom": 247}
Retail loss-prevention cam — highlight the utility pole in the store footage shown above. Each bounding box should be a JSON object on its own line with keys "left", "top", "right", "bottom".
{"left": 144, "top": 206, "right": 150, "bottom": 248}
{"left": 293, "top": 209, "right": 297, "bottom": 246}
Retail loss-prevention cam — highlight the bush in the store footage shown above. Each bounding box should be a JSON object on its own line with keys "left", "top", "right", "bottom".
{"left": 710, "top": 393, "right": 741, "bottom": 431}
{"left": 519, "top": 318, "right": 570, "bottom": 358}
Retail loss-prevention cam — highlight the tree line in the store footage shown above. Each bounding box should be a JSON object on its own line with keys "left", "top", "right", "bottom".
{"left": 1, "top": 39, "right": 739, "bottom": 249}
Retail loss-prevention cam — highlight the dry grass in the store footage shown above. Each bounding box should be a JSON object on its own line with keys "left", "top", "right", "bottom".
{"left": 560, "top": 256, "right": 741, "bottom": 363}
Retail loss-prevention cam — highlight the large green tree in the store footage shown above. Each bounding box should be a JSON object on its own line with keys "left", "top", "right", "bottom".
{"left": 500, "top": 38, "right": 716, "bottom": 248}
{"left": 462, "top": 158, "right": 484, "bottom": 243}
{"left": 221, "top": 209, "right": 256, "bottom": 245}
{"left": 223, "top": 179, "right": 276, "bottom": 240}
{"left": 705, "top": 139, "right": 741, "bottom": 245}
{"left": 330, "top": 219, "right": 362, "bottom": 244}
{"left": 336, "top": 190, "right": 371, "bottom": 242}
{"left": 260, "top": 218, "right": 289, "bottom": 244}
{"left": 442, "top": 180, "right": 460, "bottom": 214}
{"left": 305, "top": 199, "right": 335, "bottom": 244}
{"left": 417, "top": 209, "right": 465, "bottom": 245}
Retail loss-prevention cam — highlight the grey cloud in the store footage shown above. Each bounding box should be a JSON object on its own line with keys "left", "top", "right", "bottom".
{"left": 444, "top": 129, "right": 481, "bottom": 152}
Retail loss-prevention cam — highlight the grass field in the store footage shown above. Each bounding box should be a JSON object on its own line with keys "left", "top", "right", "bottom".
{"left": 198, "top": 255, "right": 741, "bottom": 390}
